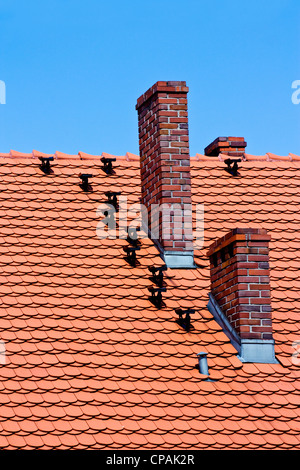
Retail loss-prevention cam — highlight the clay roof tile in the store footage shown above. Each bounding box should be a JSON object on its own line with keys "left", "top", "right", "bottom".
{"left": 0, "top": 149, "right": 298, "bottom": 450}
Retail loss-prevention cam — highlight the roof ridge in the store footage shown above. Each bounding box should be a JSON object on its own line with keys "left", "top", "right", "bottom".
{"left": 0, "top": 150, "right": 141, "bottom": 162}
{"left": 192, "top": 152, "right": 300, "bottom": 162}
{"left": 1, "top": 150, "right": 300, "bottom": 163}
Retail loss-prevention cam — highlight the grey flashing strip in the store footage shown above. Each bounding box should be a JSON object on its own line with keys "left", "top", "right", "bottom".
{"left": 163, "top": 251, "right": 195, "bottom": 269}
{"left": 151, "top": 242, "right": 196, "bottom": 269}
{"left": 141, "top": 218, "right": 196, "bottom": 268}
{"left": 237, "top": 339, "right": 278, "bottom": 364}
{"left": 207, "top": 293, "right": 279, "bottom": 364}
{"left": 207, "top": 292, "right": 241, "bottom": 355}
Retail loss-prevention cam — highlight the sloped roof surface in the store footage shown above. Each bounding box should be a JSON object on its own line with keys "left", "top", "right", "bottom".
{"left": 0, "top": 150, "right": 299, "bottom": 450}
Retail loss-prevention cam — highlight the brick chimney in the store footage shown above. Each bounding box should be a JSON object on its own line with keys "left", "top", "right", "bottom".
{"left": 204, "top": 137, "right": 247, "bottom": 157}
{"left": 136, "top": 81, "right": 194, "bottom": 268}
{"left": 207, "top": 228, "right": 276, "bottom": 363}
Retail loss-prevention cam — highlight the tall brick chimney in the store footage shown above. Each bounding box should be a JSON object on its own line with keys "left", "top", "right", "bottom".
{"left": 207, "top": 228, "right": 276, "bottom": 363}
{"left": 136, "top": 81, "right": 194, "bottom": 268}
{"left": 204, "top": 137, "right": 247, "bottom": 157}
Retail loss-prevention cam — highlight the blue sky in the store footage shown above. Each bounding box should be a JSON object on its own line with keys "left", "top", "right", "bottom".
{"left": 0, "top": 0, "right": 299, "bottom": 156}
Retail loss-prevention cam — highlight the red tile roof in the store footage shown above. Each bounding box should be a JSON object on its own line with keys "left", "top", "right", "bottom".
{"left": 0, "top": 150, "right": 299, "bottom": 450}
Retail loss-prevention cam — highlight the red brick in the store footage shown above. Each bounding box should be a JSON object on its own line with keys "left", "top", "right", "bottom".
{"left": 239, "top": 319, "right": 261, "bottom": 326}
{"left": 237, "top": 262, "right": 259, "bottom": 269}
{"left": 237, "top": 276, "right": 259, "bottom": 283}
{"left": 251, "top": 297, "right": 271, "bottom": 305}
{"left": 249, "top": 284, "right": 271, "bottom": 290}
{"left": 248, "top": 269, "right": 270, "bottom": 276}
{"left": 239, "top": 290, "right": 260, "bottom": 297}
{"left": 251, "top": 311, "right": 272, "bottom": 319}
{"left": 248, "top": 255, "right": 270, "bottom": 262}
{"left": 252, "top": 326, "right": 273, "bottom": 333}
{"left": 169, "top": 117, "right": 188, "bottom": 123}
{"left": 157, "top": 98, "right": 177, "bottom": 104}
{"left": 239, "top": 326, "right": 250, "bottom": 333}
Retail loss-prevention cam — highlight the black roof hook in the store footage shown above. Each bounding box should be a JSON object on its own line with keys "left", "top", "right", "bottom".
{"left": 224, "top": 158, "right": 241, "bottom": 176}
{"left": 79, "top": 173, "right": 93, "bottom": 191}
{"left": 39, "top": 156, "right": 54, "bottom": 175}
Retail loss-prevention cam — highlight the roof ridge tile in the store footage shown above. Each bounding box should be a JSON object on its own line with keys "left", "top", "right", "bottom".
{"left": 266, "top": 152, "right": 291, "bottom": 161}
{"left": 191, "top": 152, "right": 300, "bottom": 163}
{"left": 0, "top": 150, "right": 299, "bottom": 165}
{"left": 78, "top": 151, "right": 101, "bottom": 160}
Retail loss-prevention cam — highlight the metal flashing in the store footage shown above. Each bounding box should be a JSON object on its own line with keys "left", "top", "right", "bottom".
{"left": 207, "top": 293, "right": 278, "bottom": 364}
{"left": 163, "top": 251, "right": 195, "bottom": 269}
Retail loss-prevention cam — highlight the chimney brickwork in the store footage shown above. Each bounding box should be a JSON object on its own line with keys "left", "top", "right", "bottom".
{"left": 204, "top": 137, "right": 247, "bottom": 157}
{"left": 207, "top": 228, "right": 273, "bottom": 341}
{"left": 207, "top": 228, "right": 276, "bottom": 362}
{"left": 136, "top": 81, "right": 194, "bottom": 267}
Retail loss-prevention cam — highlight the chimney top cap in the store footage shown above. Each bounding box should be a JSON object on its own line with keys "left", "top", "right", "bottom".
{"left": 136, "top": 81, "right": 189, "bottom": 110}
{"left": 207, "top": 228, "right": 271, "bottom": 257}
{"left": 204, "top": 136, "right": 247, "bottom": 156}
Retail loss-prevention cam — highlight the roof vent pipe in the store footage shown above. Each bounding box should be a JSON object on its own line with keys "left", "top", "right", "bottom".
{"left": 197, "top": 352, "right": 209, "bottom": 375}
